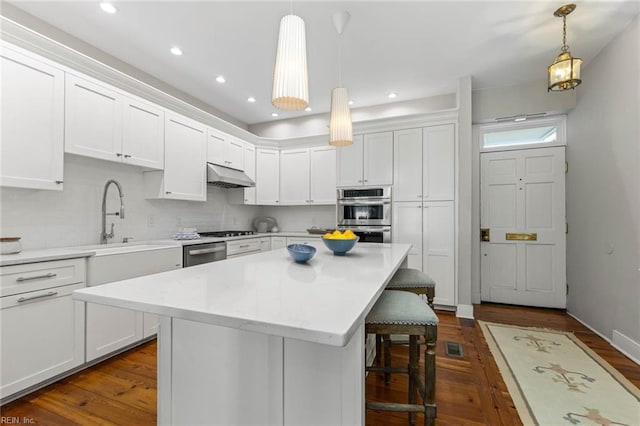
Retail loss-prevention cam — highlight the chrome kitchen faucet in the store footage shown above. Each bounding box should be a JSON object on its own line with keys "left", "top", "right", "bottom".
{"left": 101, "top": 179, "right": 125, "bottom": 244}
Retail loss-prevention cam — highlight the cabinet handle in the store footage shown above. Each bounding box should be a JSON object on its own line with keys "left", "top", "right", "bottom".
{"left": 309, "top": 200, "right": 314, "bottom": 202}
{"left": 55, "top": 180, "right": 64, "bottom": 184}
{"left": 165, "top": 191, "right": 172, "bottom": 194}
{"left": 124, "top": 154, "right": 131, "bottom": 158}
{"left": 245, "top": 199, "right": 249, "bottom": 202}
{"left": 18, "top": 291, "right": 58, "bottom": 303}
{"left": 16, "top": 272, "right": 57, "bottom": 282}
{"left": 239, "top": 244, "right": 250, "bottom": 248}
{"left": 364, "top": 179, "right": 368, "bottom": 182}
{"left": 116, "top": 153, "right": 123, "bottom": 157}
{"left": 357, "top": 180, "right": 362, "bottom": 183}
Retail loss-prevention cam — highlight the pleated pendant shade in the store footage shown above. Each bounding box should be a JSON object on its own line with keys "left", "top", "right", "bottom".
{"left": 329, "top": 87, "right": 353, "bottom": 146}
{"left": 272, "top": 14, "right": 309, "bottom": 111}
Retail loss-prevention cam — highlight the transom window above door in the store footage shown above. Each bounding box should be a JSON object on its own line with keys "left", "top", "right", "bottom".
{"left": 479, "top": 116, "right": 566, "bottom": 152}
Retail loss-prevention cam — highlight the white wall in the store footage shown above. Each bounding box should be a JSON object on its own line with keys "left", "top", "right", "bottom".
{"left": 566, "top": 17, "right": 639, "bottom": 351}
{"left": 0, "top": 155, "right": 260, "bottom": 250}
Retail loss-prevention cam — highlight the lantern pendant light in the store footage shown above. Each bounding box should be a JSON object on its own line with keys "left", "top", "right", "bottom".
{"left": 272, "top": 5, "right": 309, "bottom": 111}
{"left": 548, "top": 4, "right": 583, "bottom": 92}
{"left": 329, "top": 11, "right": 353, "bottom": 147}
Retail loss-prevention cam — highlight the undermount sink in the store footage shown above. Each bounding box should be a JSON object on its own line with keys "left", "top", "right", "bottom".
{"left": 83, "top": 243, "right": 178, "bottom": 256}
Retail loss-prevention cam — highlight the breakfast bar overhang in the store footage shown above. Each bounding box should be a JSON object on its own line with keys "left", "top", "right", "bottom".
{"left": 73, "top": 242, "right": 411, "bottom": 425}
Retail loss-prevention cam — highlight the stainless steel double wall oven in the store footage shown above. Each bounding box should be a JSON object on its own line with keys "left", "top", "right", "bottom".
{"left": 337, "top": 187, "right": 391, "bottom": 243}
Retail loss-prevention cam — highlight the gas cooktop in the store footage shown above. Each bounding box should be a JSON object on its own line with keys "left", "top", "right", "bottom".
{"left": 199, "top": 230, "right": 255, "bottom": 238}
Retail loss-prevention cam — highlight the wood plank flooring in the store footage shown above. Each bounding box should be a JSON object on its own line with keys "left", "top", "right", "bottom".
{"left": 2, "top": 303, "right": 638, "bottom": 425}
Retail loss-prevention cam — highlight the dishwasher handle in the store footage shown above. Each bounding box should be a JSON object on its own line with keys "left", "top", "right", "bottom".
{"left": 188, "top": 247, "right": 226, "bottom": 256}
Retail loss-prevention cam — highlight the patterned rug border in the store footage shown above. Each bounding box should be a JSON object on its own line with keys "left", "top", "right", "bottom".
{"left": 478, "top": 321, "right": 640, "bottom": 426}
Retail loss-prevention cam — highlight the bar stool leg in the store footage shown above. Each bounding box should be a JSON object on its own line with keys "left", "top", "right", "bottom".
{"left": 408, "top": 335, "right": 418, "bottom": 426}
{"left": 383, "top": 334, "right": 392, "bottom": 384}
{"left": 424, "top": 325, "right": 438, "bottom": 426}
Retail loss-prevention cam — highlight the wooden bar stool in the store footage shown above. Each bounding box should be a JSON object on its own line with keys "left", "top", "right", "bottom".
{"left": 366, "top": 290, "right": 438, "bottom": 426}
{"left": 378, "top": 268, "right": 436, "bottom": 383}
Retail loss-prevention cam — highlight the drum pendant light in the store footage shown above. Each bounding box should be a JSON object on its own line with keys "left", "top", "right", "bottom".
{"left": 548, "top": 4, "right": 583, "bottom": 92}
{"left": 272, "top": 10, "right": 309, "bottom": 111}
{"left": 329, "top": 11, "right": 353, "bottom": 147}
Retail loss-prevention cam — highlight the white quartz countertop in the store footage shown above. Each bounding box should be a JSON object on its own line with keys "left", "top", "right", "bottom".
{"left": 74, "top": 242, "right": 411, "bottom": 347}
{"left": 0, "top": 232, "right": 321, "bottom": 266}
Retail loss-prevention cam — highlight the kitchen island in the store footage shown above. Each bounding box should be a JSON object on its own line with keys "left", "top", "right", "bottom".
{"left": 73, "top": 242, "right": 411, "bottom": 426}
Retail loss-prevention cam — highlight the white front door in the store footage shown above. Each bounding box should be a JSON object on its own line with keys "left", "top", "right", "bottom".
{"left": 480, "top": 146, "right": 566, "bottom": 308}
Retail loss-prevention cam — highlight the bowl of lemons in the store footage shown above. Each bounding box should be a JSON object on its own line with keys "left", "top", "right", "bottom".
{"left": 321, "top": 229, "right": 359, "bottom": 256}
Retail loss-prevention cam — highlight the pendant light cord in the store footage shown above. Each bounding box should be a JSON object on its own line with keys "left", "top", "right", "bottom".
{"left": 290, "top": 0, "right": 293, "bottom": 15}
{"left": 561, "top": 15, "right": 568, "bottom": 52}
{"left": 338, "top": 33, "right": 342, "bottom": 87}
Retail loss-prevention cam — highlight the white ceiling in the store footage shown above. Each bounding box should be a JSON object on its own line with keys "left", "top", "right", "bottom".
{"left": 7, "top": 1, "right": 639, "bottom": 126}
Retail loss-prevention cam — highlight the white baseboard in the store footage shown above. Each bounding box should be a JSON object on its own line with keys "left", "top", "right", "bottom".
{"left": 456, "top": 304, "right": 474, "bottom": 319}
{"left": 612, "top": 330, "right": 640, "bottom": 366}
{"left": 568, "top": 312, "right": 640, "bottom": 366}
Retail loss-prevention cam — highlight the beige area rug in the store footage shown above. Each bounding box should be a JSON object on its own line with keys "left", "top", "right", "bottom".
{"left": 479, "top": 321, "right": 640, "bottom": 426}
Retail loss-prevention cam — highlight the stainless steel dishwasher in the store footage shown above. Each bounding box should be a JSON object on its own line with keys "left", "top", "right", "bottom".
{"left": 183, "top": 241, "right": 227, "bottom": 267}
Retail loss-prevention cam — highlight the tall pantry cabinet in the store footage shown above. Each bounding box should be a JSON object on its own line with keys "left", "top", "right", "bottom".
{"left": 392, "top": 124, "right": 456, "bottom": 306}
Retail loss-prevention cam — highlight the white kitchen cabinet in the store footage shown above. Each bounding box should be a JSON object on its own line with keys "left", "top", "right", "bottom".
{"left": 392, "top": 201, "right": 455, "bottom": 306}
{"left": 423, "top": 124, "right": 455, "bottom": 201}
{"left": 309, "top": 146, "right": 337, "bottom": 204}
{"left": 392, "top": 202, "right": 424, "bottom": 270}
{"left": 145, "top": 112, "right": 207, "bottom": 201}
{"left": 271, "top": 236, "right": 287, "bottom": 250}
{"left": 280, "top": 148, "right": 311, "bottom": 205}
{"left": 65, "top": 73, "right": 164, "bottom": 169}
{"left": 207, "top": 128, "right": 244, "bottom": 171}
{"left": 259, "top": 237, "right": 272, "bottom": 252}
{"left": 286, "top": 237, "right": 316, "bottom": 245}
{"left": 86, "top": 246, "right": 181, "bottom": 361}
{"left": 243, "top": 144, "right": 257, "bottom": 205}
{"left": 256, "top": 148, "right": 280, "bottom": 205}
{"left": 0, "top": 258, "right": 86, "bottom": 399}
{"left": 393, "top": 128, "right": 423, "bottom": 201}
{"left": 337, "top": 132, "right": 393, "bottom": 187}
{"left": 227, "top": 238, "right": 262, "bottom": 258}
{"left": 0, "top": 44, "right": 64, "bottom": 191}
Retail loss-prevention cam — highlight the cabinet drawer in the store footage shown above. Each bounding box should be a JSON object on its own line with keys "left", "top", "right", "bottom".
{"left": 0, "top": 258, "right": 86, "bottom": 297}
{"left": 226, "top": 239, "right": 261, "bottom": 257}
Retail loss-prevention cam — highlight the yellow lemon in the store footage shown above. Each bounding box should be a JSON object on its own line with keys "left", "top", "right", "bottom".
{"left": 343, "top": 230, "right": 356, "bottom": 239}
{"left": 332, "top": 230, "right": 342, "bottom": 237}
{"left": 323, "top": 233, "right": 333, "bottom": 239}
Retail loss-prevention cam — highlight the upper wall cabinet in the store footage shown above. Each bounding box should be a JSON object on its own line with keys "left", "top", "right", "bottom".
{"left": 242, "top": 144, "right": 257, "bottom": 205}
{"left": 394, "top": 124, "right": 455, "bottom": 202}
{"left": 309, "top": 146, "right": 337, "bottom": 204}
{"left": 337, "top": 132, "right": 393, "bottom": 187}
{"left": 207, "top": 129, "right": 244, "bottom": 171}
{"left": 280, "top": 146, "right": 337, "bottom": 205}
{"left": 144, "top": 113, "right": 206, "bottom": 201}
{"left": 0, "top": 45, "right": 64, "bottom": 190}
{"left": 65, "top": 74, "right": 164, "bottom": 170}
{"left": 256, "top": 148, "right": 280, "bottom": 205}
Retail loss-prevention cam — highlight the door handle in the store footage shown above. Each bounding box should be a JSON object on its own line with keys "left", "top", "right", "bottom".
{"left": 480, "top": 228, "right": 490, "bottom": 242}
{"left": 506, "top": 233, "right": 537, "bottom": 241}
{"left": 189, "top": 247, "right": 225, "bottom": 255}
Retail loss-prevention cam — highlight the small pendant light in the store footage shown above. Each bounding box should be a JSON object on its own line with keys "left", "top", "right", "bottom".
{"left": 548, "top": 4, "right": 583, "bottom": 92}
{"left": 329, "top": 11, "right": 353, "bottom": 147}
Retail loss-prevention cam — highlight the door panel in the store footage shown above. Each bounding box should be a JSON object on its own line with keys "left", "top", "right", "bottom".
{"left": 480, "top": 146, "right": 566, "bottom": 308}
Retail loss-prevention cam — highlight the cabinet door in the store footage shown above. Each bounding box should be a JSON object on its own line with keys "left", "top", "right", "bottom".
{"left": 226, "top": 137, "right": 245, "bottom": 171}
{"left": 256, "top": 149, "right": 280, "bottom": 205}
{"left": 280, "top": 148, "right": 310, "bottom": 205}
{"left": 394, "top": 129, "right": 423, "bottom": 201}
{"left": 122, "top": 97, "right": 164, "bottom": 169}
{"left": 65, "top": 74, "right": 122, "bottom": 162}
{"left": 310, "top": 146, "right": 337, "bottom": 204}
{"left": 86, "top": 304, "right": 144, "bottom": 362}
{"left": 0, "top": 46, "right": 64, "bottom": 190}
{"left": 1, "top": 284, "right": 85, "bottom": 398}
{"left": 207, "top": 129, "right": 227, "bottom": 166}
{"left": 364, "top": 132, "right": 393, "bottom": 186}
{"left": 392, "top": 202, "right": 423, "bottom": 270}
{"left": 259, "top": 237, "right": 272, "bottom": 252}
{"left": 423, "top": 201, "right": 455, "bottom": 306}
{"left": 243, "top": 144, "right": 257, "bottom": 205}
{"left": 336, "top": 135, "right": 364, "bottom": 187}
{"left": 271, "top": 236, "right": 286, "bottom": 250}
{"left": 423, "top": 124, "right": 455, "bottom": 201}
{"left": 164, "top": 114, "right": 207, "bottom": 201}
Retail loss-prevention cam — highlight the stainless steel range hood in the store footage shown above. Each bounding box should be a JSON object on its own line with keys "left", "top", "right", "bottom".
{"left": 206, "top": 163, "right": 255, "bottom": 189}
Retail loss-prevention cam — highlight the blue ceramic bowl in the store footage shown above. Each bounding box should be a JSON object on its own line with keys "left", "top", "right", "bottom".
{"left": 321, "top": 236, "right": 359, "bottom": 256}
{"left": 287, "top": 244, "right": 317, "bottom": 263}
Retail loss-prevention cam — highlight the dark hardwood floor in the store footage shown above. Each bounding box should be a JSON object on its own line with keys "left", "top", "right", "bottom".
{"left": 2, "top": 303, "right": 638, "bottom": 425}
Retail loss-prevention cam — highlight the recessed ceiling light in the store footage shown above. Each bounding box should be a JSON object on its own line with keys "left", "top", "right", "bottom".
{"left": 271, "top": 113, "right": 279, "bottom": 117}
{"left": 216, "top": 76, "right": 226, "bottom": 83}
{"left": 305, "top": 107, "right": 312, "bottom": 112}
{"left": 348, "top": 100, "right": 354, "bottom": 105}
{"left": 247, "top": 97, "right": 256, "bottom": 103}
{"left": 100, "top": 2, "right": 117, "bottom": 14}
{"left": 170, "top": 46, "right": 183, "bottom": 56}
{"left": 387, "top": 92, "right": 397, "bottom": 99}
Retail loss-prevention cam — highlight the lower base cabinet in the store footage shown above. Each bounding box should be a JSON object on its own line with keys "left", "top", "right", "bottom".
{"left": 86, "top": 304, "right": 144, "bottom": 362}
{"left": 1, "top": 283, "right": 85, "bottom": 399}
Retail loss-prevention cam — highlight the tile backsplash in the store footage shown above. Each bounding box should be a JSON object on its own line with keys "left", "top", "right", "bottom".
{"left": 0, "top": 155, "right": 260, "bottom": 250}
